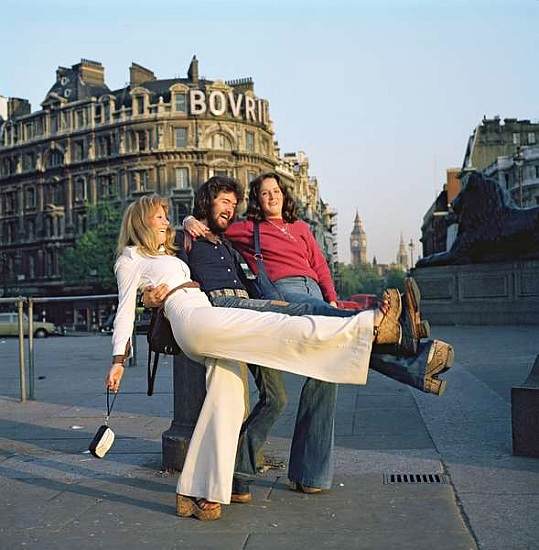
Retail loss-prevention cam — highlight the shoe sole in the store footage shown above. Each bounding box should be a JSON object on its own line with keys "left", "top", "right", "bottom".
{"left": 176, "top": 495, "right": 222, "bottom": 520}
{"left": 375, "top": 289, "right": 403, "bottom": 346}
{"left": 290, "top": 482, "right": 323, "bottom": 494}
{"left": 401, "top": 278, "right": 421, "bottom": 354}
{"left": 230, "top": 493, "right": 253, "bottom": 504}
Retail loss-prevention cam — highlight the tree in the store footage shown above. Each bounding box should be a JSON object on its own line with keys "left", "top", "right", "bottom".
{"left": 60, "top": 203, "right": 122, "bottom": 291}
{"left": 384, "top": 268, "right": 406, "bottom": 293}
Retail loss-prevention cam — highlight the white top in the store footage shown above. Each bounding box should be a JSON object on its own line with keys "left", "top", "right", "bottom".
{"left": 112, "top": 246, "right": 192, "bottom": 356}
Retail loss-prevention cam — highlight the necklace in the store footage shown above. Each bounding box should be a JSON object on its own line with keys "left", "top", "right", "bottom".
{"left": 266, "top": 218, "right": 297, "bottom": 241}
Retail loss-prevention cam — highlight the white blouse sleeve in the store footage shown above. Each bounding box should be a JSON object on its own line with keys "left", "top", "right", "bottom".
{"left": 111, "top": 253, "right": 141, "bottom": 357}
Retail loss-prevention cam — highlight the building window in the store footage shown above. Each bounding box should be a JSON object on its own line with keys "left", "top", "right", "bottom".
{"left": 535, "top": 165, "right": 539, "bottom": 179}
{"left": 129, "top": 170, "right": 150, "bottom": 192}
{"left": 246, "top": 131, "right": 255, "bottom": 152}
{"left": 137, "top": 130, "right": 148, "bottom": 151}
{"left": 25, "top": 187, "right": 36, "bottom": 209}
{"left": 27, "top": 219, "right": 35, "bottom": 240}
{"left": 175, "top": 127, "right": 188, "bottom": 148}
{"left": 22, "top": 152, "right": 35, "bottom": 171}
{"left": 49, "top": 150, "right": 64, "bottom": 168}
{"left": 213, "top": 169, "right": 231, "bottom": 177}
{"left": 98, "top": 174, "right": 118, "bottom": 198}
{"left": 211, "top": 133, "right": 232, "bottom": 150}
{"left": 28, "top": 254, "right": 35, "bottom": 279}
{"left": 528, "top": 132, "right": 536, "bottom": 145}
{"left": 173, "top": 201, "right": 190, "bottom": 225}
{"left": 175, "top": 93, "right": 187, "bottom": 113}
{"left": 95, "top": 104, "right": 102, "bottom": 123}
{"left": 76, "top": 110, "right": 85, "bottom": 128}
{"left": 73, "top": 140, "right": 85, "bottom": 162}
{"left": 103, "top": 102, "right": 110, "bottom": 121}
{"left": 135, "top": 96, "right": 145, "bottom": 115}
{"left": 504, "top": 173, "right": 510, "bottom": 190}
{"left": 74, "top": 177, "right": 88, "bottom": 202}
{"left": 512, "top": 133, "right": 521, "bottom": 146}
{"left": 175, "top": 167, "right": 189, "bottom": 189}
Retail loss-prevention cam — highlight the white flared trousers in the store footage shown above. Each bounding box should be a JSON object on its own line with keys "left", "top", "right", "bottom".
{"left": 166, "top": 289, "right": 375, "bottom": 504}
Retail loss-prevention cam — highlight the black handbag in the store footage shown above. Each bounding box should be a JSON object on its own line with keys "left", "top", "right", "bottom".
{"left": 89, "top": 388, "right": 117, "bottom": 458}
{"left": 146, "top": 281, "right": 200, "bottom": 396}
{"left": 249, "top": 222, "right": 285, "bottom": 300}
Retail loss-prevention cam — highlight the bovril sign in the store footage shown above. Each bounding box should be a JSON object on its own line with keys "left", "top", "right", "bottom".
{"left": 189, "top": 90, "right": 268, "bottom": 124}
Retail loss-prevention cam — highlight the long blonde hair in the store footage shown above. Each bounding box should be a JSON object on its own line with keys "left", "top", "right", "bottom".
{"left": 117, "top": 194, "right": 177, "bottom": 257}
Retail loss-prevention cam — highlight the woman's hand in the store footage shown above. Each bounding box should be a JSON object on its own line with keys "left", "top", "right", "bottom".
{"left": 143, "top": 284, "right": 170, "bottom": 308}
{"left": 105, "top": 364, "right": 125, "bottom": 393}
{"left": 329, "top": 301, "right": 338, "bottom": 308}
{"left": 183, "top": 216, "right": 209, "bottom": 238}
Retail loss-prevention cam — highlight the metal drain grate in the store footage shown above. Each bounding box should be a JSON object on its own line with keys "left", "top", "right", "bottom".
{"left": 383, "top": 473, "right": 449, "bottom": 485}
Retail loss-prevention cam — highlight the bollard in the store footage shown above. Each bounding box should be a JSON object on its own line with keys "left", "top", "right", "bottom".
{"left": 162, "top": 354, "right": 250, "bottom": 471}
{"left": 17, "top": 298, "right": 27, "bottom": 403}
{"left": 162, "top": 353, "right": 206, "bottom": 470}
{"left": 27, "top": 299, "right": 35, "bottom": 400}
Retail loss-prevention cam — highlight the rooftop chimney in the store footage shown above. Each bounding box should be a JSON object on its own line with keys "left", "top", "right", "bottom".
{"left": 130, "top": 62, "right": 156, "bottom": 87}
{"left": 72, "top": 59, "right": 105, "bottom": 86}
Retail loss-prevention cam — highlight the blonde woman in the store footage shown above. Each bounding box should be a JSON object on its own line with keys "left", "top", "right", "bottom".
{"left": 105, "top": 194, "right": 452, "bottom": 521}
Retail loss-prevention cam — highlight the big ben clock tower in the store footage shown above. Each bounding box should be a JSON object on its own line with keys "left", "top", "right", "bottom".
{"left": 350, "top": 211, "right": 367, "bottom": 266}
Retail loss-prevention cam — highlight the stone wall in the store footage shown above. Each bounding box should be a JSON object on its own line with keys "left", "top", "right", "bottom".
{"left": 411, "top": 260, "right": 539, "bottom": 325}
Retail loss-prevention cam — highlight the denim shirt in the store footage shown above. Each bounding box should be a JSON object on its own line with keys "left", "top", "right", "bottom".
{"left": 175, "top": 231, "right": 250, "bottom": 293}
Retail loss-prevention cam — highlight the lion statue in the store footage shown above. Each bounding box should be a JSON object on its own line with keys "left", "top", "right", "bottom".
{"left": 417, "top": 171, "right": 539, "bottom": 267}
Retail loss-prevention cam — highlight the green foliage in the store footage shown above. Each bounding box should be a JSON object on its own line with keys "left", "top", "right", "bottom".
{"left": 60, "top": 202, "right": 122, "bottom": 291}
{"left": 384, "top": 268, "right": 406, "bottom": 293}
{"left": 335, "top": 263, "right": 406, "bottom": 298}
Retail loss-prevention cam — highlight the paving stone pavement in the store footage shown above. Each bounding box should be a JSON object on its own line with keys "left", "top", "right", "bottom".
{"left": 0, "top": 326, "right": 537, "bottom": 549}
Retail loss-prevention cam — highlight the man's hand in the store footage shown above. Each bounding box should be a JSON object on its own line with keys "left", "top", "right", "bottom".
{"left": 143, "top": 283, "right": 170, "bottom": 308}
{"left": 105, "top": 364, "right": 124, "bottom": 393}
{"left": 183, "top": 216, "right": 209, "bottom": 238}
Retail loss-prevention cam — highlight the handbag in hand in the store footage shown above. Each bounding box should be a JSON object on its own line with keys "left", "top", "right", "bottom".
{"left": 249, "top": 222, "right": 285, "bottom": 300}
{"left": 89, "top": 388, "right": 117, "bottom": 459}
{"left": 146, "top": 281, "right": 200, "bottom": 396}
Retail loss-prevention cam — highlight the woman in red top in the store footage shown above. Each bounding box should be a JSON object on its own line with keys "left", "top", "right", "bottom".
{"left": 186, "top": 172, "right": 345, "bottom": 495}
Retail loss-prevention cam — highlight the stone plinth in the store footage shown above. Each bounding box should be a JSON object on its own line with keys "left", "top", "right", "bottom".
{"left": 512, "top": 355, "right": 539, "bottom": 458}
{"left": 411, "top": 260, "right": 539, "bottom": 325}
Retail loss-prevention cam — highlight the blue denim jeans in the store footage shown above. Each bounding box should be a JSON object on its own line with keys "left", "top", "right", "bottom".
{"left": 210, "top": 293, "right": 355, "bottom": 492}
{"left": 272, "top": 276, "right": 338, "bottom": 489}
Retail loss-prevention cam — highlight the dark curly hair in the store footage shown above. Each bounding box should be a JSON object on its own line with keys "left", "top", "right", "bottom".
{"left": 246, "top": 172, "right": 298, "bottom": 223}
{"left": 193, "top": 176, "right": 243, "bottom": 221}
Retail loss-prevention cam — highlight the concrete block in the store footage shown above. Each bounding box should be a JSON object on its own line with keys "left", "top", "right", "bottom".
{"left": 512, "top": 355, "right": 539, "bottom": 458}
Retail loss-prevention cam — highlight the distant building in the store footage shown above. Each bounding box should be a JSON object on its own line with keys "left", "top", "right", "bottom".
{"left": 349, "top": 211, "right": 367, "bottom": 265}
{"left": 0, "top": 57, "right": 336, "bottom": 326}
{"left": 462, "top": 116, "right": 539, "bottom": 172}
{"left": 420, "top": 168, "right": 462, "bottom": 258}
{"left": 483, "top": 145, "right": 539, "bottom": 208}
{"left": 396, "top": 233, "right": 408, "bottom": 270}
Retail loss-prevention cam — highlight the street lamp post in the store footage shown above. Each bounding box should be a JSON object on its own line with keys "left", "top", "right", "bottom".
{"left": 514, "top": 146, "right": 524, "bottom": 208}
{"left": 408, "top": 238, "right": 415, "bottom": 268}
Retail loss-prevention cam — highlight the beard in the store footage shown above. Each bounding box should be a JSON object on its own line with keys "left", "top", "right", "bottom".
{"left": 207, "top": 213, "right": 230, "bottom": 235}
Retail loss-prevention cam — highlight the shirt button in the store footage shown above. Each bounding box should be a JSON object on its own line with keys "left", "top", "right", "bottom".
{"left": 233, "top": 280, "right": 237, "bottom": 284}
{"left": 214, "top": 246, "right": 218, "bottom": 249}
{"left": 221, "top": 257, "right": 224, "bottom": 260}
{"left": 227, "top": 268, "right": 231, "bottom": 272}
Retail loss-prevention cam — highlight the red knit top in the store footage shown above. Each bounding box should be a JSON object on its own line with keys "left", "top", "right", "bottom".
{"left": 225, "top": 218, "right": 338, "bottom": 303}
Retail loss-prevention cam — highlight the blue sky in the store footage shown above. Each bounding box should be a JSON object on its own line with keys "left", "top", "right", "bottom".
{"left": 2, "top": 0, "right": 538, "bottom": 263}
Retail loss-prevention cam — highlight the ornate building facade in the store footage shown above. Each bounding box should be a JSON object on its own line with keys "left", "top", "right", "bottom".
{"left": 0, "top": 58, "right": 336, "bottom": 313}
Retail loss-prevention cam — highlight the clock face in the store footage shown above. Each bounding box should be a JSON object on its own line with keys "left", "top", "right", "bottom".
{"left": 352, "top": 240, "right": 359, "bottom": 247}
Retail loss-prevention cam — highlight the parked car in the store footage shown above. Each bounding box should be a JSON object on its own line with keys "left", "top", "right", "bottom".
{"left": 99, "top": 310, "right": 152, "bottom": 335}
{"left": 0, "top": 312, "right": 60, "bottom": 338}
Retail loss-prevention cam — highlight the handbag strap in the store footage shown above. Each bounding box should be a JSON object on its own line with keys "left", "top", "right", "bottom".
{"left": 253, "top": 222, "right": 269, "bottom": 277}
{"left": 105, "top": 387, "right": 118, "bottom": 425}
